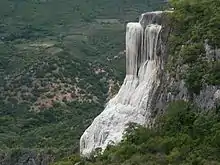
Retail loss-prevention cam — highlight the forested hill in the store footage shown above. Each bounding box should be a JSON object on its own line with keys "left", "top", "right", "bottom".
{"left": 0, "top": 0, "right": 164, "bottom": 164}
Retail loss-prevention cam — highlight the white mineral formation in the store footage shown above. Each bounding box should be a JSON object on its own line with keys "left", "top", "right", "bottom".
{"left": 80, "top": 11, "right": 165, "bottom": 157}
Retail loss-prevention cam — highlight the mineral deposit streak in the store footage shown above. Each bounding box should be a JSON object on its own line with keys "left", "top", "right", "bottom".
{"left": 80, "top": 11, "right": 163, "bottom": 157}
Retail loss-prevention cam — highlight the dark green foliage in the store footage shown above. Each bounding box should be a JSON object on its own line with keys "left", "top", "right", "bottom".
{"left": 157, "top": 100, "right": 197, "bottom": 136}
{"left": 168, "top": 0, "right": 220, "bottom": 94}
{"left": 0, "top": 101, "right": 103, "bottom": 162}
{"left": 58, "top": 101, "right": 220, "bottom": 165}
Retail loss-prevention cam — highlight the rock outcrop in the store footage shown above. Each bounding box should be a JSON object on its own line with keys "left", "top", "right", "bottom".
{"left": 80, "top": 10, "right": 220, "bottom": 157}
{"left": 80, "top": 11, "right": 171, "bottom": 157}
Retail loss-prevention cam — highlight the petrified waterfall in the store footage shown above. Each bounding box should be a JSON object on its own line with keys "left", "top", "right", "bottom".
{"left": 80, "top": 11, "right": 168, "bottom": 156}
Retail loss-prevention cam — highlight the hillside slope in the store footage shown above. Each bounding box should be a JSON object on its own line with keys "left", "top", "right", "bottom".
{"left": 0, "top": 0, "right": 164, "bottom": 164}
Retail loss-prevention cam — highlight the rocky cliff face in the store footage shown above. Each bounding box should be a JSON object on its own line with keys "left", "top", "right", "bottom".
{"left": 80, "top": 10, "right": 220, "bottom": 157}
{"left": 80, "top": 11, "right": 172, "bottom": 157}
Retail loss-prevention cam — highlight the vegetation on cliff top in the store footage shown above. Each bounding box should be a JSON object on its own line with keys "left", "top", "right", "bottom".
{"left": 168, "top": 0, "right": 220, "bottom": 94}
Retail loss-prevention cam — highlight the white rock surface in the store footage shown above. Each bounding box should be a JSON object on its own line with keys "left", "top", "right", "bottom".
{"left": 80, "top": 11, "right": 165, "bottom": 157}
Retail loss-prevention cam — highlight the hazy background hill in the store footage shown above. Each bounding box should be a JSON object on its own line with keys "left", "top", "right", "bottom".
{"left": 0, "top": 0, "right": 164, "bottom": 164}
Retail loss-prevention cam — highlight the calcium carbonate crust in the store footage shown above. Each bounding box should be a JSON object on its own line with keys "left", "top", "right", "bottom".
{"left": 80, "top": 11, "right": 170, "bottom": 157}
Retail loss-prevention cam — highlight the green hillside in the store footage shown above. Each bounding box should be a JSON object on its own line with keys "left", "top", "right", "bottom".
{"left": 0, "top": 0, "right": 163, "bottom": 164}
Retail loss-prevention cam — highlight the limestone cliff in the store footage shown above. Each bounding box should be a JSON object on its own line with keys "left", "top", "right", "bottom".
{"left": 80, "top": 11, "right": 220, "bottom": 157}
{"left": 80, "top": 11, "right": 171, "bottom": 156}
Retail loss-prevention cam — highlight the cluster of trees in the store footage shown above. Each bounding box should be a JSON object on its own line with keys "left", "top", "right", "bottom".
{"left": 0, "top": 100, "right": 104, "bottom": 164}
{"left": 54, "top": 101, "right": 220, "bottom": 165}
